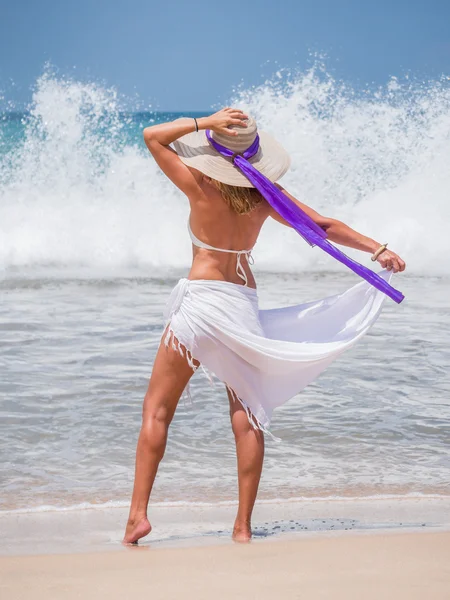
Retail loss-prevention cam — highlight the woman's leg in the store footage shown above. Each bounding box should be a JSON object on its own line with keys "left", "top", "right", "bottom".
{"left": 227, "top": 389, "right": 265, "bottom": 542}
{"left": 123, "top": 332, "right": 197, "bottom": 544}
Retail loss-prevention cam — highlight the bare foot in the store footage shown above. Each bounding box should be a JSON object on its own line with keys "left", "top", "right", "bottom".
{"left": 122, "top": 516, "right": 152, "bottom": 544}
{"left": 232, "top": 522, "right": 252, "bottom": 543}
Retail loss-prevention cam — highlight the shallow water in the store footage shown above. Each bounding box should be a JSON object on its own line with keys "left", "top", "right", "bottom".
{"left": 2, "top": 496, "right": 449, "bottom": 556}
{"left": 1, "top": 270, "right": 449, "bottom": 512}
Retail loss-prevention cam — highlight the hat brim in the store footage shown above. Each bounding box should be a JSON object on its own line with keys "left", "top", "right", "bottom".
{"left": 172, "top": 130, "right": 291, "bottom": 188}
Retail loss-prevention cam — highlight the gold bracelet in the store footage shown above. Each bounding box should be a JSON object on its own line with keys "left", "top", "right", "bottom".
{"left": 371, "top": 243, "right": 388, "bottom": 262}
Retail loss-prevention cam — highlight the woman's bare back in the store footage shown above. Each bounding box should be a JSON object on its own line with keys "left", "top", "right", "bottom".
{"left": 187, "top": 173, "right": 270, "bottom": 288}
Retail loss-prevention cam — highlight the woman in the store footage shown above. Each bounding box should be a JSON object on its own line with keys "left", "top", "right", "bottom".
{"left": 123, "top": 108, "right": 405, "bottom": 544}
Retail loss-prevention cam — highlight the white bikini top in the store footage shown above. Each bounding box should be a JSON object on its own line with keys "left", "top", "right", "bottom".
{"left": 188, "top": 219, "right": 254, "bottom": 286}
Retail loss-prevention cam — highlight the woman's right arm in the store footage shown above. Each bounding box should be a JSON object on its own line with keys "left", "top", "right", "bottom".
{"left": 142, "top": 109, "right": 247, "bottom": 198}
{"left": 143, "top": 118, "right": 201, "bottom": 197}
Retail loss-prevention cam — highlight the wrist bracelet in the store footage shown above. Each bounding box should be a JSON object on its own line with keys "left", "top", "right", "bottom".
{"left": 193, "top": 117, "right": 199, "bottom": 132}
{"left": 371, "top": 243, "right": 388, "bottom": 261}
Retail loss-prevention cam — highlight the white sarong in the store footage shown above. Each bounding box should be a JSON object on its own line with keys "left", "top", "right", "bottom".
{"left": 163, "top": 271, "right": 393, "bottom": 436}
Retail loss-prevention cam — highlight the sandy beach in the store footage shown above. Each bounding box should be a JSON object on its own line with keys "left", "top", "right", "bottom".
{"left": 1, "top": 529, "right": 449, "bottom": 600}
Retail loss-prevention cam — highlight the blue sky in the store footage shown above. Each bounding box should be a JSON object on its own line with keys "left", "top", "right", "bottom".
{"left": 1, "top": 0, "right": 449, "bottom": 111}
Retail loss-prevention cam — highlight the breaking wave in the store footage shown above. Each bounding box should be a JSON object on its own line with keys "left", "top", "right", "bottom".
{"left": 1, "top": 65, "right": 449, "bottom": 276}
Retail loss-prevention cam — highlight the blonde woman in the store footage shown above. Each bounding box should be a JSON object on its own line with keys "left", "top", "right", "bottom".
{"left": 123, "top": 108, "right": 405, "bottom": 544}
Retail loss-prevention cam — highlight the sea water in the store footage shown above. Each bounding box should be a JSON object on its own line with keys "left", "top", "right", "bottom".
{"left": 0, "top": 68, "right": 449, "bottom": 535}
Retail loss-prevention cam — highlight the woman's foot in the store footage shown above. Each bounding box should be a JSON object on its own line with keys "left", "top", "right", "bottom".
{"left": 232, "top": 520, "right": 252, "bottom": 543}
{"left": 122, "top": 516, "right": 152, "bottom": 544}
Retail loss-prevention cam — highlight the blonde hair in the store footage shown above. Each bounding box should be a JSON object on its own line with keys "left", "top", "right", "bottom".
{"left": 212, "top": 179, "right": 262, "bottom": 215}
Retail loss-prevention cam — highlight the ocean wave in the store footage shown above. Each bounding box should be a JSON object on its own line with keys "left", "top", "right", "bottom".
{"left": 1, "top": 65, "right": 449, "bottom": 275}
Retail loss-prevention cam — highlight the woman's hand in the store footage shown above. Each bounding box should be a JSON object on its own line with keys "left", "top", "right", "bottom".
{"left": 201, "top": 108, "right": 248, "bottom": 137}
{"left": 377, "top": 248, "right": 406, "bottom": 273}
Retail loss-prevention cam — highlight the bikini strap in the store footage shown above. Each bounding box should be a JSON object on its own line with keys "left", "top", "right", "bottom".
{"left": 188, "top": 219, "right": 254, "bottom": 286}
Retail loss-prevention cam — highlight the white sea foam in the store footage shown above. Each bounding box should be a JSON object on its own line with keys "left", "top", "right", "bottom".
{"left": 1, "top": 492, "right": 447, "bottom": 516}
{"left": 0, "top": 66, "right": 449, "bottom": 275}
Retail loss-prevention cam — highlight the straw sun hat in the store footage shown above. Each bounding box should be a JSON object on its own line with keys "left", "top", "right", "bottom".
{"left": 172, "top": 116, "right": 291, "bottom": 188}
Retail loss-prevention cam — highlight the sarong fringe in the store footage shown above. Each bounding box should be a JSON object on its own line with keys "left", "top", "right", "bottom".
{"left": 164, "top": 325, "right": 199, "bottom": 406}
{"left": 163, "top": 323, "right": 279, "bottom": 441}
{"left": 164, "top": 325, "right": 198, "bottom": 371}
{"left": 226, "top": 386, "right": 280, "bottom": 442}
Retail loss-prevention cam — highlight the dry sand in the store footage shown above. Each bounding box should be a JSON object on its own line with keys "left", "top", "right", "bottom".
{"left": 1, "top": 529, "right": 449, "bottom": 600}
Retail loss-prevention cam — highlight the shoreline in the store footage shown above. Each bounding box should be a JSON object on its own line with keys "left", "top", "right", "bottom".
{"left": 1, "top": 529, "right": 449, "bottom": 600}
{"left": 1, "top": 494, "right": 449, "bottom": 557}
{"left": 2, "top": 490, "right": 448, "bottom": 515}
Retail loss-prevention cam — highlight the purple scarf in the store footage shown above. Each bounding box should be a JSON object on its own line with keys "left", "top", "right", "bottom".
{"left": 206, "top": 130, "right": 404, "bottom": 304}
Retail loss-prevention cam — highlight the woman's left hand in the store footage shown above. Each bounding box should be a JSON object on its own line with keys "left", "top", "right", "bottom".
{"left": 377, "top": 249, "right": 406, "bottom": 273}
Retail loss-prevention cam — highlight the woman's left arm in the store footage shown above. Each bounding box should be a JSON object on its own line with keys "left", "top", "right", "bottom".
{"left": 272, "top": 185, "right": 406, "bottom": 272}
